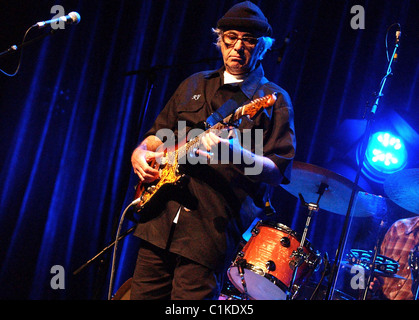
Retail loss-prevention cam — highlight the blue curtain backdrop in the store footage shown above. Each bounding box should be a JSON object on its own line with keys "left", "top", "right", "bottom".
{"left": 0, "top": 0, "right": 418, "bottom": 299}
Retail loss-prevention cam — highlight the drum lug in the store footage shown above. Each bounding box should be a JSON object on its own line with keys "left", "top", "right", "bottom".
{"left": 251, "top": 227, "right": 259, "bottom": 235}
{"left": 310, "top": 251, "right": 323, "bottom": 271}
{"left": 266, "top": 260, "right": 276, "bottom": 272}
{"left": 280, "top": 237, "right": 291, "bottom": 247}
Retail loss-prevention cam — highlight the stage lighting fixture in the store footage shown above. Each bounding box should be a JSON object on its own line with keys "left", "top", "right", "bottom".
{"left": 358, "top": 131, "right": 408, "bottom": 183}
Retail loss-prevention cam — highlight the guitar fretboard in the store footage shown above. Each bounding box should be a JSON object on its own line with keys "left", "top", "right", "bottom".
{"left": 177, "top": 93, "right": 277, "bottom": 160}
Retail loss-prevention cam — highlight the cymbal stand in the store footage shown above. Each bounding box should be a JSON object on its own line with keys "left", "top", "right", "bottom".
{"left": 287, "top": 182, "right": 328, "bottom": 300}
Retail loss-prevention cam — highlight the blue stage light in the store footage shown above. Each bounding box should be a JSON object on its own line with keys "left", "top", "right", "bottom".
{"left": 359, "top": 131, "right": 408, "bottom": 183}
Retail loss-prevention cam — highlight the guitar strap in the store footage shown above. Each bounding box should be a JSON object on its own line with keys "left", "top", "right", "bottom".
{"left": 205, "top": 91, "right": 246, "bottom": 128}
{"left": 205, "top": 77, "right": 269, "bottom": 128}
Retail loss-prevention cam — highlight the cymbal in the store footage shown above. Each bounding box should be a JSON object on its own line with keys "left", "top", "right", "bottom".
{"left": 281, "top": 161, "right": 363, "bottom": 215}
{"left": 384, "top": 168, "right": 419, "bottom": 215}
{"left": 352, "top": 191, "right": 388, "bottom": 218}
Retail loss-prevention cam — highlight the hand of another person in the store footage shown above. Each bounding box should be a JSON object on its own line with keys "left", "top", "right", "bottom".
{"left": 369, "top": 276, "right": 384, "bottom": 292}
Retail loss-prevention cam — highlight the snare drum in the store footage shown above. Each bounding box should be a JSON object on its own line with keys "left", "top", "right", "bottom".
{"left": 227, "top": 221, "right": 320, "bottom": 300}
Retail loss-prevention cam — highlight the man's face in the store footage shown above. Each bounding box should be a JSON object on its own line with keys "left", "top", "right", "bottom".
{"left": 220, "top": 30, "right": 261, "bottom": 75}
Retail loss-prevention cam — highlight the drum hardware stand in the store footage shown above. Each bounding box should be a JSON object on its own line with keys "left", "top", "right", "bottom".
{"left": 325, "top": 23, "right": 401, "bottom": 300}
{"left": 287, "top": 183, "right": 327, "bottom": 300}
{"left": 236, "top": 259, "right": 250, "bottom": 300}
{"left": 361, "top": 219, "right": 388, "bottom": 300}
{"left": 409, "top": 244, "right": 419, "bottom": 300}
{"left": 310, "top": 252, "right": 330, "bottom": 300}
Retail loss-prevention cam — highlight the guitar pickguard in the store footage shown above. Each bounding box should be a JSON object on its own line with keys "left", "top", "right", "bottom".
{"left": 135, "top": 151, "right": 183, "bottom": 211}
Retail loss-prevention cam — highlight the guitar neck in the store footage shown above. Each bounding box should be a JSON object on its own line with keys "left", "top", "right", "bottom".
{"left": 230, "top": 94, "right": 275, "bottom": 121}
{"left": 177, "top": 127, "right": 224, "bottom": 159}
{"left": 177, "top": 93, "right": 277, "bottom": 159}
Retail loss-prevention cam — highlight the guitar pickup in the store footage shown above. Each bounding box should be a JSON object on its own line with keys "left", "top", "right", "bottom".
{"left": 146, "top": 185, "right": 156, "bottom": 193}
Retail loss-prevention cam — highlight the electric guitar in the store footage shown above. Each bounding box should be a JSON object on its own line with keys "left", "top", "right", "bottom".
{"left": 133, "top": 92, "right": 277, "bottom": 213}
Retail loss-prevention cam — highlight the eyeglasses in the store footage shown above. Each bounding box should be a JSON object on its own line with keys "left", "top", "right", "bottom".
{"left": 222, "top": 32, "right": 259, "bottom": 48}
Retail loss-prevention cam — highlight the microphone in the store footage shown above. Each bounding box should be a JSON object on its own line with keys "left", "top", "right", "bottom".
{"left": 34, "top": 12, "right": 81, "bottom": 29}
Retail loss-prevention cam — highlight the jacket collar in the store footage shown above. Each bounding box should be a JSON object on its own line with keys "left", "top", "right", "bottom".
{"left": 205, "top": 63, "right": 266, "bottom": 99}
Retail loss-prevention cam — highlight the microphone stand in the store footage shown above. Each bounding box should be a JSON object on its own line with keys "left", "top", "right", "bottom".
{"left": 0, "top": 29, "right": 57, "bottom": 57}
{"left": 72, "top": 226, "right": 136, "bottom": 276}
{"left": 123, "top": 57, "right": 221, "bottom": 133}
{"left": 325, "top": 31, "right": 401, "bottom": 300}
{"left": 0, "top": 26, "right": 58, "bottom": 77}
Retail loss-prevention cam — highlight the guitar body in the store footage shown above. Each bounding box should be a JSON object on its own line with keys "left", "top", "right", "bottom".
{"left": 133, "top": 93, "right": 277, "bottom": 214}
{"left": 134, "top": 149, "right": 184, "bottom": 212}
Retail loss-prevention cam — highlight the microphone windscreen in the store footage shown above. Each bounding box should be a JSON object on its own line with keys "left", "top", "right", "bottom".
{"left": 68, "top": 12, "right": 81, "bottom": 24}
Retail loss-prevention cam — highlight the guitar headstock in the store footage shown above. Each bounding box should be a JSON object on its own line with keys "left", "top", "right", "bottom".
{"left": 234, "top": 92, "right": 277, "bottom": 120}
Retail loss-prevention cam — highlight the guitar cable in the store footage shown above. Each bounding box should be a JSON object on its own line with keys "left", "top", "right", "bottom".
{"left": 107, "top": 197, "right": 141, "bottom": 300}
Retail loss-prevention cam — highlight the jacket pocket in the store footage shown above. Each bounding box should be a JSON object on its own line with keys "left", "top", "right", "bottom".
{"left": 177, "top": 99, "right": 206, "bottom": 125}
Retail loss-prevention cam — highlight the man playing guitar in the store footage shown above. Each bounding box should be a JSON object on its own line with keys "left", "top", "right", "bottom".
{"left": 130, "top": 1, "right": 296, "bottom": 300}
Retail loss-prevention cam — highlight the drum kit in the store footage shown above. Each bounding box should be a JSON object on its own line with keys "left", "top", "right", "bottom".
{"left": 223, "top": 162, "right": 419, "bottom": 300}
